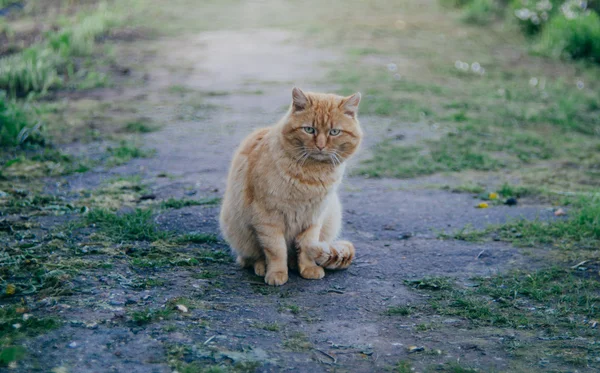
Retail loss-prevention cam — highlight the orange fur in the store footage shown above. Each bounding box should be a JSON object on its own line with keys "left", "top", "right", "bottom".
{"left": 219, "top": 87, "right": 362, "bottom": 285}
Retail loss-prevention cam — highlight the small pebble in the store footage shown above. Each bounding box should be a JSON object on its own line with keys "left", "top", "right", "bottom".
{"left": 504, "top": 197, "right": 518, "bottom": 206}
{"left": 68, "top": 342, "right": 78, "bottom": 348}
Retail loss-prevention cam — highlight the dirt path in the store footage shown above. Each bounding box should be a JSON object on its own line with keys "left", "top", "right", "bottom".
{"left": 16, "top": 22, "right": 561, "bottom": 373}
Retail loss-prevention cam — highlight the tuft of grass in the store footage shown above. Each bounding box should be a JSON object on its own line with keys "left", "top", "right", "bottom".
{"left": 175, "top": 233, "right": 219, "bottom": 244}
{"left": 0, "top": 305, "right": 59, "bottom": 366}
{"left": 386, "top": 306, "right": 412, "bottom": 316}
{"left": 497, "top": 194, "right": 600, "bottom": 248}
{"left": 124, "top": 120, "right": 159, "bottom": 133}
{"left": 0, "top": 94, "right": 42, "bottom": 147}
{"left": 359, "top": 125, "right": 556, "bottom": 178}
{"left": 405, "top": 277, "right": 453, "bottom": 291}
{"left": 86, "top": 208, "right": 169, "bottom": 242}
{"left": 161, "top": 197, "right": 221, "bottom": 209}
{"left": 129, "top": 307, "right": 172, "bottom": 326}
{"left": 394, "top": 361, "right": 413, "bottom": 373}
{"left": 106, "top": 141, "right": 155, "bottom": 166}
{"left": 497, "top": 183, "right": 538, "bottom": 198}
{"left": 538, "top": 11, "right": 600, "bottom": 63}
{"left": 462, "top": 0, "right": 498, "bottom": 25}
{"left": 283, "top": 332, "right": 312, "bottom": 352}
{"left": 439, "top": 224, "right": 490, "bottom": 242}
{"left": 0, "top": 5, "right": 122, "bottom": 97}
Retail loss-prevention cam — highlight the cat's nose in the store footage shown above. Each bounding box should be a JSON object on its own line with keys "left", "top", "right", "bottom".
{"left": 316, "top": 145, "right": 324, "bottom": 151}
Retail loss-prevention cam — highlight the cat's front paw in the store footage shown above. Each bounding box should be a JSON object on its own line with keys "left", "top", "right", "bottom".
{"left": 253, "top": 259, "right": 266, "bottom": 277}
{"left": 265, "top": 270, "right": 288, "bottom": 286}
{"left": 300, "top": 265, "right": 325, "bottom": 280}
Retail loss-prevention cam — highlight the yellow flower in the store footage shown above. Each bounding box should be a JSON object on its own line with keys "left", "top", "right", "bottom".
{"left": 476, "top": 202, "right": 489, "bottom": 209}
{"left": 6, "top": 284, "right": 16, "bottom": 295}
{"left": 489, "top": 192, "right": 499, "bottom": 200}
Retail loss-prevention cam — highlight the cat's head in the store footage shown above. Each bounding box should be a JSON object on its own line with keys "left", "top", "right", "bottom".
{"left": 281, "top": 87, "right": 363, "bottom": 166}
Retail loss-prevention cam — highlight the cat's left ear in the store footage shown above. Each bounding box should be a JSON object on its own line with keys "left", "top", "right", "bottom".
{"left": 292, "top": 87, "right": 309, "bottom": 112}
{"left": 342, "top": 92, "right": 361, "bottom": 118}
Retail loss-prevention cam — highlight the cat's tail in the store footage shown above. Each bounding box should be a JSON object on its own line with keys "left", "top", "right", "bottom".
{"left": 314, "top": 240, "right": 355, "bottom": 270}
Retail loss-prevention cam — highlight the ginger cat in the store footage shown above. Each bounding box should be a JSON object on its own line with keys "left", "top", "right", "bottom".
{"left": 219, "top": 87, "right": 362, "bottom": 286}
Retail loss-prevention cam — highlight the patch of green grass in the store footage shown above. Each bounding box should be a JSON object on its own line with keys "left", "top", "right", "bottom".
{"left": 405, "top": 277, "right": 453, "bottom": 291}
{"left": 124, "top": 120, "right": 159, "bottom": 133}
{"left": 105, "top": 141, "right": 155, "bottom": 166}
{"left": 0, "top": 4, "right": 122, "bottom": 97}
{"left": 410, "top": 263, "right": 600, "bottom": 367}
{"left": 438, "top": 362, "right": 480, "bottom": 373}
{"left": 283, "top": 332, "right": 312, "bottom": 352}
{"left": 161, "top": 197, "right": 221, "bottom": 209}
{"left": 131, "top": 277, "right": 166, "bottom": 289}
{"left": 176, "top": 233, "right": 219, "bottom": 244}
{"left": 168, "top": 85, "right": 194, "bottom": 95}
{"left": 0, "top": 305, "right": 59, "bottom": 366}
{"left": 196, "top": 249, "right": 232, "bottom": 263}
{"left": 462, "top": 0, "right": 499, "bottom": 25}
{"left": 359, "top": 125, "right": 557, "bottom": 178}
{"left": 497, "top": 194, "right": 600, "bottom": 248}
{"left": 385, "top": 305, "right": 412, "bottom": 316}
{"left": 0, "top": 95, "right": 42, "bottom": 147}
{"left": 442, "top": 183, "right": 485, "bottom": 194}
{"left": 497, "top": 183, "right": 538, "bottom": 198}
{"left": 439, "top": 224, "right": 489, "bottom": 242}
{"left": 86, "top": 208, "right": 169, "bottom": 242}
{"left": 129, "top": 307, "right": 172, "bottom": 326}
{"left": 394, "top": 360, "right": 413, "bottom": 373}
{"left": 192, "top": 270, "right": 219, "bottom": 279}
{"left": 538, "top": 11, "right": 600, "bottom": 63}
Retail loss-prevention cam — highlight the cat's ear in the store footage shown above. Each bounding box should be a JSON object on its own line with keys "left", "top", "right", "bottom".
{"left": 292, "top": 87, "right": 308, "bottom": 112}
{"left": 342, "top": 92, "right": 361, "bottom": 118}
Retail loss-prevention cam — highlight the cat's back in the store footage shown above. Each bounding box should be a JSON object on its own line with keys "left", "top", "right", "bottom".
{"left": 228, "top": 127, "right": 271, "bottom": 176}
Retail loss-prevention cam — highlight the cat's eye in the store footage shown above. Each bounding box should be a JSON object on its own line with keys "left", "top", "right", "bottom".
{"left": 303, "top": 127, "right": 316, "bottom": 134}
{"left": 329, "top": 129, "right": 341, "bottom": 136}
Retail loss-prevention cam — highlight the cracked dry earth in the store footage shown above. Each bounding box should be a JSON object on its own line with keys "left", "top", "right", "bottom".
{"left": 16, "top": 30, "right": 558, "bottom": 372}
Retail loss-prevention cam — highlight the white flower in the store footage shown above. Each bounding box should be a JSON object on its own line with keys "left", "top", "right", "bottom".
{"left": 471, "top": 62, "right": 481, "bottom": 73}
{"left": 515, "top": 9, "right": 533, "bottom": 20}
{"left": 529, "top": 77, "right": 538, "bottom": 86}
{"left": 536, "top": 0, "right": 552, "bottom": 12}
{"left": 576, "top": 80, "right": 585, "bottom": 90}
{"left": 387, "top": 63, "right": 397, "bottom": 72}
{"left": 455, "top": 60, "right": 463, "bottom": 69}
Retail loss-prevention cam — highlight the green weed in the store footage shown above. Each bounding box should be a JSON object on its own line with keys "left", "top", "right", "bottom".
{"left": 161, "top": 197, "right": 221, "bottom": 209}
{"left": 497, "top": 194, "right": 600, "bottom": 248}
{"left": 462, "top": 0, "right": 498, "bottom": 25}
{"left": 394, "top": 360, "right": 413, "bottom": 373}
{"left": 385, "top": 306, "right": 413, "bottom": 316}
{"left": 124, "top": 120, "right": 159, "bottom": 133}
{"left": 254, "top": 322, "right": 280, "bottom": 331}
{"left": 176, "top": 233, "right": 219, "bottom": 244}
{"left": 129, "top": 307, "right": 172, "bottom": 326}
{"left": 538, "top": 11, "right": 600, "bottom": 63}
{"left": 86, "top": 208, "right": 169, "bottom": 242}
{"left": 283, "top": 332, "right": 312, "bottom": 352}
{"left": 360, "top": 125, "right": 556, "bottom": 178}
{"left": 0, "top": 5, "right": 122, "bottom": 97}
{"left": 0, "top": 94, "right": 41, "bottom": 147}
{"left": 0, "top": 305, "right": 59, "bottom": 366}
{"left": 106, "top": 141, "right": 155, "bottom": 166}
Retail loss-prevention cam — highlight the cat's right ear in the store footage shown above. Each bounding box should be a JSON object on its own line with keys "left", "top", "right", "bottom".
{"left": 292, "top": 87, "right": 308, "bottom": 112}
